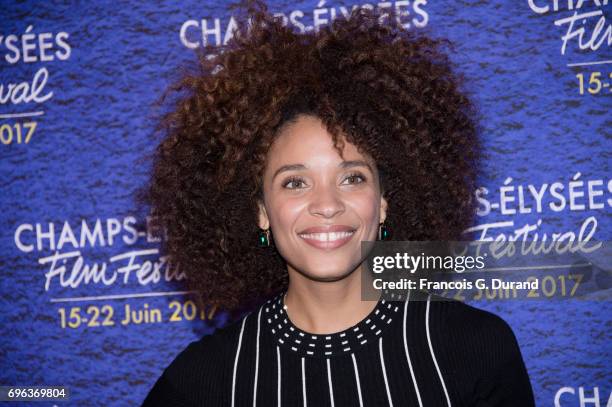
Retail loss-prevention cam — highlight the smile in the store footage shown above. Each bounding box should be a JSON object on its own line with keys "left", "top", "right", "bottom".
{"left": 297, "top": 231, "right": 355, "bottom": 250}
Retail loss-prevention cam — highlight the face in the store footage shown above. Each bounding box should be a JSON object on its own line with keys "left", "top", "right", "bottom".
{"left": 258, "top": 114, "right": 388, "bottom": 282}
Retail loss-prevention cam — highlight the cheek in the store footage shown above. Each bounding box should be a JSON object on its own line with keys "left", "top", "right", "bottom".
{"left": 348, "top": 192, "right": 381, "bottom": 238}
{"left": 269, "top": 196, "right": 305, "bottom": 235}
{"left": 349, "top": 192, "right": 380, "bottom": 221}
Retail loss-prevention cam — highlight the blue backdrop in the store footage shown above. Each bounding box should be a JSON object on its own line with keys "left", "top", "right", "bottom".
{"left": 1, "top": 1, "right": 610, "bottom": 406}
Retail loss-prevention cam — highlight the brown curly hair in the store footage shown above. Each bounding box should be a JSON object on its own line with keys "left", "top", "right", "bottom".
{"left": 141, "top": 0, "right": 481, "bottom": 318}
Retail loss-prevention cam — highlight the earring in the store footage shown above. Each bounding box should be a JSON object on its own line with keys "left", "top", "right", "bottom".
{"left": 378, "top": 222, "right": 390, "bottom": 241}
{"left": 258, "top": 228, "right": 271, "bottom": 247}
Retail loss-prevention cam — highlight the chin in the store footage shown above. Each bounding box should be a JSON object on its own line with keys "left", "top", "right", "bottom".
{"left": 304, "top": 272, "right": 351, "bottom": 283}
{"left": 298, "top": 261, "right": 360, "bottom": 282}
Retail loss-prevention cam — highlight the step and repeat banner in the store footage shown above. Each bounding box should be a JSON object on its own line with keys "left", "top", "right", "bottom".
{"left": 1, "top": 1, "right": 610, "bottom": 406}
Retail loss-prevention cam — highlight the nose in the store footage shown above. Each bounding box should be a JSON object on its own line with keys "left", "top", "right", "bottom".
{"left": 308, "top": 184, "right": 345, "bottom": 218}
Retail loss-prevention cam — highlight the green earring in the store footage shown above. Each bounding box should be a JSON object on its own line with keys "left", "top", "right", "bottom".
{"left": 378, "top": 223, "right": 390, "bottom": 241}
{"left": 258, "top": 228, "right": 271, "bottom": 247}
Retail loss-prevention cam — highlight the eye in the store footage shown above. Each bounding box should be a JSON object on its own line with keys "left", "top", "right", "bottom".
{"left": 282, "top": 176, "right": 307, "bottom": 189}
{"left": 341, "top": 172, "right": 366, "bottom": 185}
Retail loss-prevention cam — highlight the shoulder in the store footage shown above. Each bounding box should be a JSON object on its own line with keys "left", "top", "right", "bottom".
{"left": 165, "top": 313, "right": 253, "bottom": 382}
{"left": 416, "top": 291, "right": 527, "bottom": 375}
{"left": 425, "top": 295, "right": 535, "bottom": 405}
{"left": 143, "top": 310, "right": 257, "bottom": 406}
{"left": 419, "top": 294, "right": 534, "bottom": 403}
{"left": 425, "top": 292, "right": 518, "bottom": 346}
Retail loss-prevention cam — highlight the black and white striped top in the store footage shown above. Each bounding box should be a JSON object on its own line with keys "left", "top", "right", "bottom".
{"left": 142, "top": 290, "right": 535, "bottom": 406}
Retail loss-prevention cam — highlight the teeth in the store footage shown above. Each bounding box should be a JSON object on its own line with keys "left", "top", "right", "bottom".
{"left": 298, "top": 231, "right": 355, "bottom": 242}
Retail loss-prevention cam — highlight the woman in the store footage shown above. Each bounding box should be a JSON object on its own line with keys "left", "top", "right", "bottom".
{"left": 141, "top": 1, "right": 535, "bottom": 406}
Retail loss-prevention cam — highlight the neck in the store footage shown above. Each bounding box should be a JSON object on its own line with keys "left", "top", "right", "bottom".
{"left": 283, "top": 263, "right": 381, "bottom": 335}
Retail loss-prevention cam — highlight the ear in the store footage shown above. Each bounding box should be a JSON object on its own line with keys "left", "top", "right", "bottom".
{"left": 257, "top": 200, "right": 270, "bottom": 229}
{"left": 380, "top": 194, "right": 388, "bottom": 224}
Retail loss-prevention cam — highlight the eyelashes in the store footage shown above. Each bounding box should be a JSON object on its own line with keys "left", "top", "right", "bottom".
{"left": 281, "top": 172, "right": 367, "bottom": 190}
{"left": 282, "top": 176, "right": 306, "bottom": 189}
{"left": 343, "top": 173, "right": 367, "bottom": 185}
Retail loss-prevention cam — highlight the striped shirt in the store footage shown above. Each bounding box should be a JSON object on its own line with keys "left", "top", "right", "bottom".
{"left": 142, "top": 289, "right": 535, "bottom": 406}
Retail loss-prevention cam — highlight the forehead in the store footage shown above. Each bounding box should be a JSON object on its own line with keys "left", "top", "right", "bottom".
{"left": 266, "top": 115, "right": 369, "bottom": 169}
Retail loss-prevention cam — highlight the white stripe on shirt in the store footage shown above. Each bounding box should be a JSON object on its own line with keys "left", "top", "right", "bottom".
{"left": 426, "top": 294, "right": 451, "bottom": 407}
{"left": 326, "top": 358, "right": 335, "bottom": 407}
{"left": 301, "top": 357, "right": 307, "bottom": 407}
{"left": 277, "top": 346, "right": 281, "bottom": 407}
{"left": 253, "top": 307, "right": 262, "bottom": 407}
{"left": 379, "top": 337, "right": 394, "bottom": 407}
{"left": 232, "top": 314, "right": 248, "bottom": 407}
{"left": 403, "top": 290, "right": 423, "bottom": 407}
{"left": 351, "top": 353, "right": 364, "bottom": 407}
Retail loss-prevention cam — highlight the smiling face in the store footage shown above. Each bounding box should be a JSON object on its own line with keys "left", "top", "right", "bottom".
{"left": 258, "top": 114, "right": 388, "bottom": 282}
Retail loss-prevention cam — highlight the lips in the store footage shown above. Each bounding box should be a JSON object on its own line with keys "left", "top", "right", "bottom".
{"left": 297, "top": 225, "right": 356, "bottom": 250}
{"left": 299, "top": 224, "right": 355, "bottom": 234}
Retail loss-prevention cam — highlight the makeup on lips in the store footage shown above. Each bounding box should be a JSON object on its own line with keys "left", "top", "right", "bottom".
{"left": 297, "top": 224, "right": 356, "bottom": 250}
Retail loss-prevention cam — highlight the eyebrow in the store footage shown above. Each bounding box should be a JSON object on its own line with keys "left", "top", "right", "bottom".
{"left": 271, "top": 160, "right": 373, "bottom": 181}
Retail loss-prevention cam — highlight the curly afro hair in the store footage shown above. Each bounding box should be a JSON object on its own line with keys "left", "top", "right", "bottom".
{"left": 142, "top": 0, "right": 481, "bottom": 317}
